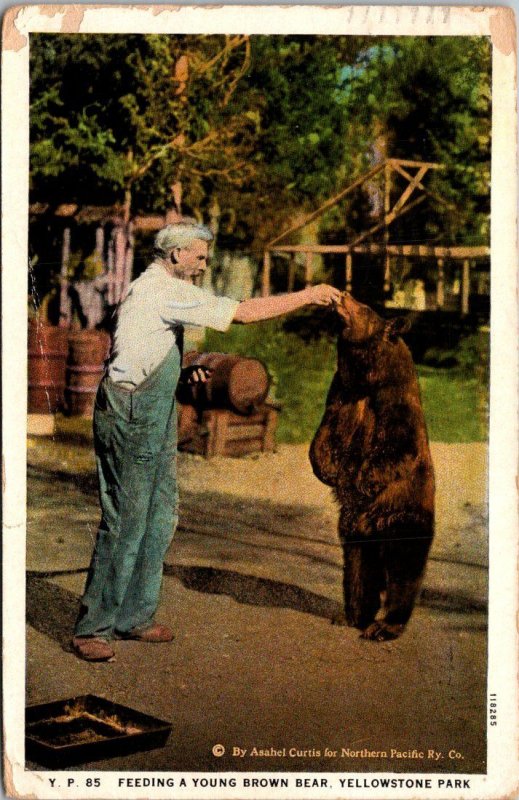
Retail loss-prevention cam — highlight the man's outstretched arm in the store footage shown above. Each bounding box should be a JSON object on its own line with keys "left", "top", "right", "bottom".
{"left": 233, "top": 285, "right": 341, "bottom": 324}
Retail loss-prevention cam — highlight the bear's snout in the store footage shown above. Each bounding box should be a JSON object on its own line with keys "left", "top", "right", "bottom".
{"left": 335, "top": 293, "right": 382, "bottom": 343}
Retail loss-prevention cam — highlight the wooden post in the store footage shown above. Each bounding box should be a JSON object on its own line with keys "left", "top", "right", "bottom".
{"left": 114, "top": 226, "right": 127, "bottom": 304}
{"left": 95, "top": 224, "right": 107, "bottom": 315}
{"left": 346, "top": 253, "right": 353, "bottom": 292}
{"left": 383, "top": 163, "right": 391, "bottom": 291}
{"left": 123, "top": 222, "right": 134, "bottom": 300}
{"left": 95, "top": 225, "right": 104, "bottom": 259}
{"left": 59, "top": 227, "right": 71, "bottom": 328}
{"left": 436, "top": 258, "right": 445, "bottom": 308}
{"left": 207, "top": 410, "right": 229, "bottom": 458}
{"left": 107, "top": 232, "right": 116, "bottom": 306}
{"left": 288, "top": 255, "right": 296, "bottom": 292}
{"left": 262, "top": 251, "right": 271, "bottom": 297}
{"left": 461, "top": 259, "right": 470, "bottom": 315}
{"left": 305, "top": 252, "right": 313, "bottom": 288}
{"left": 262, "top": 406, "right": 278, "bottom": 452}
{"left": 383, "top": 253, "right": 391, "bottom": 292}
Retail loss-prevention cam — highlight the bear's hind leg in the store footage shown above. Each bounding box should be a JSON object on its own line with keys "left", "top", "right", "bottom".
{"left": 362, "top": 533, "right": 432, "bottom": 641}
{"left": 337, "top": 540, "right": 383, "bottom": 630}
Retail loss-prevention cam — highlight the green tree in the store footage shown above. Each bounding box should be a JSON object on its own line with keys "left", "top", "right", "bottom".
{"left": 30, "top": 34, "right": 258, "bottom": 219}
{"left": 30, "top": 34, "right": 490, "bottom": 259}
{"left": 213, "top": 35, "right": 363, "bottom": 254}
{"left": 340, "top": 37, "right": 491, "bottom": 245}
{"left": 30, "top": 35, "right": 364, "bottom": 243}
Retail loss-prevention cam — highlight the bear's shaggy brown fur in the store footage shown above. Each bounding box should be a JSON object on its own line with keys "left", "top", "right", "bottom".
{"left": 310, "top": 293, "right": 435, "bottom": 641}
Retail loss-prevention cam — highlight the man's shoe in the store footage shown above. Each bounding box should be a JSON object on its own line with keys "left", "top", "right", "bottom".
{"left": 72, "top": 636, "right": 115, "bottom": 662}
{"left": 116, "top": 624, "right": 174, "bottom": 643}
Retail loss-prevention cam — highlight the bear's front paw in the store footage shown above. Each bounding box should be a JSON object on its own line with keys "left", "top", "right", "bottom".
{"left": 331, "top": 611, "right": 349, "bottom": 626}
{"left": 360, "top": 621, "right": 405, "bottom": 641}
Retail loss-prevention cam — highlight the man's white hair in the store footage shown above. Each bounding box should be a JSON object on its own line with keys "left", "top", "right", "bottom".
{"left": 154, "top": 218, "right": 213, "bottom": 256}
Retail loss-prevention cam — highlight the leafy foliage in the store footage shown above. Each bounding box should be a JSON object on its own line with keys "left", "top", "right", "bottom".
{"left": 30, "top": 34, "right": 259, "bottom": 218}
{"left": 30, "top": 34, "right": 490, "bottom": 263}
{"left": 340, "top": 37, "right": 491, "bottom": 245}
{"left": 30, "top": 34, "right": 363, "bottom": 254}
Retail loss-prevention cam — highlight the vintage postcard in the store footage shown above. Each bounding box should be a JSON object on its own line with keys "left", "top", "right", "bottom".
{"left": 2, "top": 4, "right": 518, "bottom": 799}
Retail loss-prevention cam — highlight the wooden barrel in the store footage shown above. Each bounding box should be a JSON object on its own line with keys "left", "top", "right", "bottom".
{"left": 178, "top": 352, "right": 270, "bottom": 415}
{"left": 28, "top": 321, "right": 69, "bottom": 413}
{"left": 65, "top": 330, "right": 111, "bottom": 417}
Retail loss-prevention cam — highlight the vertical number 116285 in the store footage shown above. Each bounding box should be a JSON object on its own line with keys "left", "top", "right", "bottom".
{"left": 489, "top": 693, "right": 497, "bottom": 727}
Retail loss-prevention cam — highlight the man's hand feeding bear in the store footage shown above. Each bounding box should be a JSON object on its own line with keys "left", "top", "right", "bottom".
{"left": 310, "top": 292, "right": 435, "bottom": 641}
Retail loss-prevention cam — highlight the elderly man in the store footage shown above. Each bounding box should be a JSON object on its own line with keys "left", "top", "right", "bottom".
{"left": 73, "top": 218, "right": 340, "bottom": 661}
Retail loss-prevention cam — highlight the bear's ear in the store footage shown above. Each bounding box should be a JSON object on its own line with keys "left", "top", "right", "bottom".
{"left": 384, "top": 316, "right": 412, "bottom": 342}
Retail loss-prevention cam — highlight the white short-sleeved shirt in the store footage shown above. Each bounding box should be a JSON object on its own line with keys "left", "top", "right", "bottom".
{"left": 108, "top": 262, "right": 239, "bottom": 387}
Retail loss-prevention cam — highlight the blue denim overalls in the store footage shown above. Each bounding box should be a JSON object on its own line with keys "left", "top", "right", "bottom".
{"left": 74, "top": 341, "right": 181, "bottom": 639}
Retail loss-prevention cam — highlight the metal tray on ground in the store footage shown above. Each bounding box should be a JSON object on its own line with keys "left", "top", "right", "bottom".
{"left": 26, "top": 694, "right": 172, "bottom": 767}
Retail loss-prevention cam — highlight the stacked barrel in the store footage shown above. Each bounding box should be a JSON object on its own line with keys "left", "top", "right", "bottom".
{"left": 28, "top": 324, "right": 110, "bottom": 422}
{"left": 28, "top": 321, "right": 69, "bottom": 415}
{"left": 177, "top": 352, "right": 278, "bottom": 457}
{"left": 65, "top": 331, "right": 110, "bottom": 417}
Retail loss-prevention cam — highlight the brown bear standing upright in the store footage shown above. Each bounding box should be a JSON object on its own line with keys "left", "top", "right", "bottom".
{"left": 309, "top": 293, "right": 435, "bottom": 641}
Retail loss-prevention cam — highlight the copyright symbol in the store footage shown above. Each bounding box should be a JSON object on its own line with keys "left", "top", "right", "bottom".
{"left": 212, "top": 744, "right": 225, "bottom": 757}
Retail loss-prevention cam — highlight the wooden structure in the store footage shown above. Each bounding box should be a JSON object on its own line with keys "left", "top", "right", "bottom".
{"left": 262, "top": 159, "right": 490, "bottom": 315}
{"left": 178, "top": 402, "right": 278, "bottom": 458}
{"left": 176, "top": 352, "right": 278, "bottom": 458}
{"left": 30, "top": 203, "right": 184, "bottom": 325}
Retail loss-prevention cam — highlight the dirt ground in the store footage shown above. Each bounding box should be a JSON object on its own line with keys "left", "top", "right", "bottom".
{"left": 25, "top": 434, "right": 487, "bottom": 774}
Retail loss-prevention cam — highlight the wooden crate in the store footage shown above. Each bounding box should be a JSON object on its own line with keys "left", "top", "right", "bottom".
{"left": 178, "top": 402, "right": 278, "bottom": 458}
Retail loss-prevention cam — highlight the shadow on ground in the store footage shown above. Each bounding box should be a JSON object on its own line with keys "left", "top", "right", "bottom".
{"left": 26, "top": 575, "right": 81, "bottom": 651}
{"left": 28, "top": 463, "right": 98, "bottom": 497}
{"left": 26, "top": 562, "right": 486, "bottom": 656}
{"left": 164, "top": 564, "right": 340, "bottom": 618}
{"left": 27, "top": 460, "right": 487, "bottom": 650}
{"left": 26, "top": 568, "right": 342, "bottom": 653}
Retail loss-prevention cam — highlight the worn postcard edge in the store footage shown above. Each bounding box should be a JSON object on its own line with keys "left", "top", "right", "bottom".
{"left": 2, "top": 5, "right": 518, "bottom": 799}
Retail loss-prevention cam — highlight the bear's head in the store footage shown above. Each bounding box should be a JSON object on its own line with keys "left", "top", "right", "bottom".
{"left": 334, "top": 293, "right": 413, "bottom": 390}
{"left": 335, "top": 292, "right": 411, "bottom": 345}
